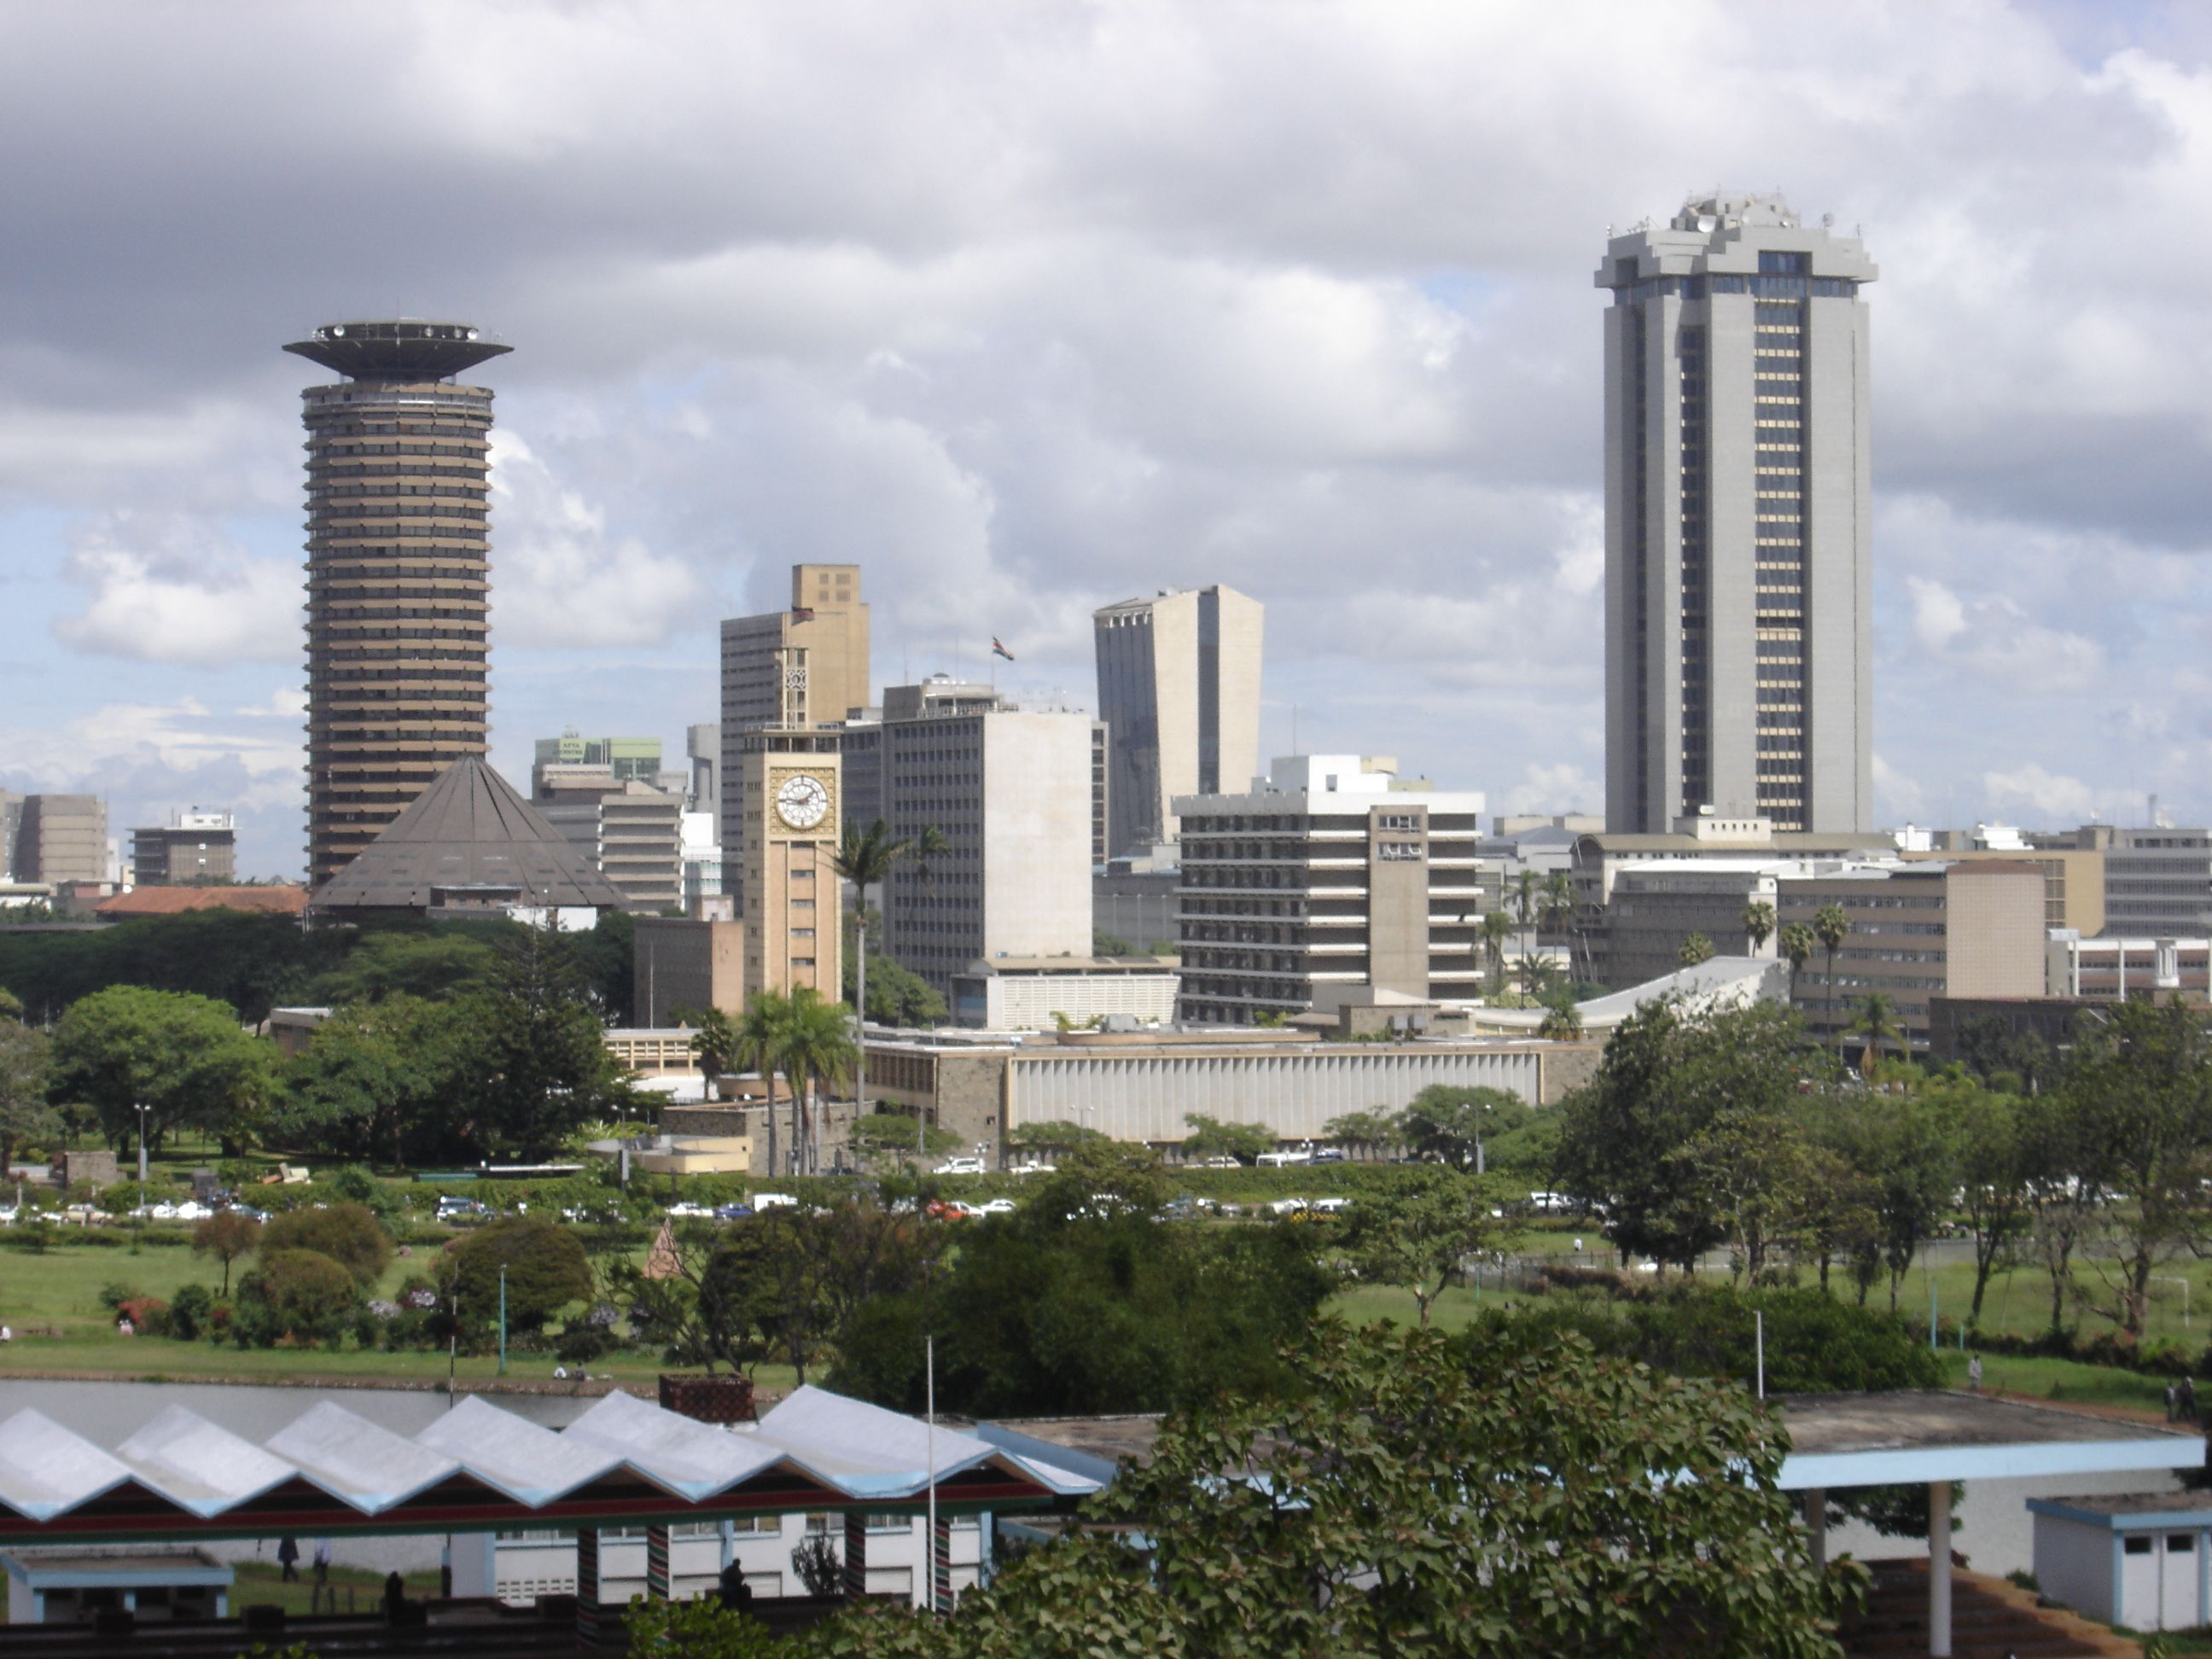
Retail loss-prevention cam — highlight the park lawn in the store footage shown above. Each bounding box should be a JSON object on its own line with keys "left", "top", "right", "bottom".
{"left": 1933, "top": 1348, "right": 2179, "bottom": 1418}
{"left": 227, "top": 1560, "right": 440, "bottom": 1617}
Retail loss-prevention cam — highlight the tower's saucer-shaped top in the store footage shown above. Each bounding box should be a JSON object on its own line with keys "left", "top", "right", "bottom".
{"left": 283, "top": 320, "right": 510, "bottom": 381}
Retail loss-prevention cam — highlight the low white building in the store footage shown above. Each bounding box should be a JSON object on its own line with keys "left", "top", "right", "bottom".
{"left": 2031, "top": 1493, "right": 2212, "bottom": 1634}
{"left": 950, "top": 955, "right": 1179, "bottom": 1030}
{"left": 2046, "top": 929, "right": 2212, "bottom": 1001}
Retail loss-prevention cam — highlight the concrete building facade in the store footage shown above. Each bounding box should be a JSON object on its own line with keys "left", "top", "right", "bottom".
{"left": 876, "top": 682, "right": 1092, "bottom": 994}
{"left": 286, "top": 321, "right": 509, "bottom": 887}
{"left": 948, "top": 956, "right": 1179, "bottom": 1030}
{"left": 1093, "top": 585, "right": 1263, "bottom": 859}
{"left": 2046, "top": 931, "right": 2212, "bottom": 1002}
{"left": 1598, "top": 195, "right": 1876, "bottom": 835}
{"left": 632, "top": 917, "right": 746, "bottom": 1027}
{"left": 1173, "top": 755, "right": 1487, "bottom": 1024}
{"left": 128, "top": 811, "right": 236, "bottom": 887}
{"left": 538, "top": 776, "right": 684, "bottom": 913}
{"left": 1779, "top": 861, "right": 2045, "bottom": 1056}
{"left": 12, "top": 796, "right": 108, "bottom": 886}
{"left": 2098, "top": 827, "right": 2212, "bottom": 938}
{"left": 735, "top": 731, "right": 843, "bottom": 1004}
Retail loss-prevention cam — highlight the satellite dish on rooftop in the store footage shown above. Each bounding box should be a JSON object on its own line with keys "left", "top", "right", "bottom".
{"left": 1697, "top": 214, "right": 1717, "bottom": 233}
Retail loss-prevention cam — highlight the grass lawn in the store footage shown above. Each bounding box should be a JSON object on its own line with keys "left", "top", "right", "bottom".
{"left": 227, "top": 1560, "right": 440, "bottom": 1617}
{"left": 1933, "top": 1348, "right": 2180, "bottom": 1418}
{"left": 0, "top": 1234, "right": 797, "bottom": 1394}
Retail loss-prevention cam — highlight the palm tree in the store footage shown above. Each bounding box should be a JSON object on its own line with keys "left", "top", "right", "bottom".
{"left": 735, "top": 991, "right": 791, "bottom": 1177}
{"left": 1743, "top": 899, "right": 1776, "bottom": 957}
{"left": 833, "top": 818, "right": 946, "bottom": 1160}
{"left": 1511, "top": 870, "right": 1540, "bottom": 973}
{"left": 678, "top": 1006, "right": 742, "bottom": 1097}
{"left": 774, "top": 986, "right": 858, "bottom": 1174}
{"left": 1779, "top": 922, "right": 1815, "bottom": 1000}
{"left": 1478, "top": 911, "right": 1512, "bottom": 995}
{"left": 1677, "top": 933, "right": 1716, "bottom": 968}
{"left": 1845, "top": 992, "right": 1907, "bottom": 1079}
{"left": 1813, "top": 903, "right": 1853, "bottom": 1055}
{"left": 1536, "top": 991, "right": 1583, "bottom": 1041}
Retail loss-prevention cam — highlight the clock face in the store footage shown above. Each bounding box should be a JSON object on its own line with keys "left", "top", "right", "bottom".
{"left": 776, "top": 772, "right": 831, "bottom": 830}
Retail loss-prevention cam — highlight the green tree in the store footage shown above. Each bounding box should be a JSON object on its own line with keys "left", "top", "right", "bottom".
{"left": 850, "top": 1112, "right": 959, "bottom": 1163}
{"left": 1398, "top": 1084, "right": 1527, "bottom": 1173}
{"left": 1179, "top": 1114, "right": 1276, "bottom": 1165}
{"left": 260, "top": 1201, "right": 393, "bottom": 1288}
{"left": 45, "top": 985, "right": 277, "bottom": 1156}
{"left": 1074, "top": 1323, "right": 1860, "bottom": 1659}
{"left": 1677, "top": 932, "right": 1716, "bottom": 968}
{"left": 1812, "top": 903, "right": 1853, "bottom": 1048}
{"left": 620, "top": 1598, "right": 779, "bottom": 1658}
{"left": 1931, "top": 1073, "right": 2031, "bottom": 1322}
{"left": 835, "top": 820, "right": 918, "bottom": 1123}
{"left": 1844, "top": 992, "right": 1907, "bottom": 1078}
{"left": 2064, "top": 999, "right": 2212, "bottom": 1339}
{"left": 573, "top": 908, "right": 637, "bottom": 1024}
{"left": 1345, "top": 1166, "right": 1493, "bottom": 1325}
{"left": 192, "top": 1208, "right": 261, "bottom": 1295}
{"left": 1477, "top": 910, "right": 1513, "bottom": 994}
{"left": 307, "top": 928, "right": 503, "bottom": 1006}
{"left": 1555, "top": 998, "right": 1828, "bottom": 1272}
{"left": 1091, "top": 930, "right": 1134, "bottom": 958}
{"left": 677, "top": 1006, "right": 743, "bottom": 1091}
{"left": 1004, "top": 1120, "right": 1107, "bottom": 1160}
{"left": 1684, "top": 1103, "right": 1814, "bottom": 1284}
{"left": 2017, "top": 1087, "right": 2097, "bottom": 1336}
{"left": 442, "top": 1216, "right": 593, "bottom": 1335}
{"left": 232, "top": 1249, "right": 361, "bottom": 1348}
{"left": 1321, "top": 1109, "right": 1397, "bottom": 1162}
{"left": 0, "top": 1017, "right": 56, "bottom": 1177}
{"left": 1779, "top": 921, "right": 1816, "bottom": 997}
{"left": 1535, "top": 987, "right": 1584, "bottom": 1041}
{"left": 1539, "top": 868, "right": 1575, "bottom": 937}
{"left": 469, "top": 923, "right": 638, "bottom": 1159}
{"left": 280, "top": 994, "right": 469, "bottom": 1167}
{"left": 1834, "top": 1089, "right": 1957, "bottom": 1312}
{"left": 774, "top": 986, "right": 857, "bottom": 1176}
{"left": 1743, "top": 899, "right": 1777, "bottom": 955}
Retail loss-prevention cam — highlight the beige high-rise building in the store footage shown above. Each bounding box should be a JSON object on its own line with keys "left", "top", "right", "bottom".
{"left": 1094, "top": 585, "right": 1263, "bottom": 859}
{"left": 13, "top": 795, "right": 108, "bottom": 885}
{"left": 285, "top": 321, "right": 510, "bottom": 887}
{"left": 719, "top": 564, "right": 870, "bottom": 861}
{"left": 736, "top": 733, "right": 844, "bottom": 1004}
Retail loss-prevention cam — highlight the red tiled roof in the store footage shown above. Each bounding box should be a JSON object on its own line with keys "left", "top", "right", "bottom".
{"left": 94, "top": 887, "right": 310, "bottom": 918}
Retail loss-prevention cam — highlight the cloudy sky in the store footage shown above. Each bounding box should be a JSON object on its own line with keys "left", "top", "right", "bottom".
{"left": 5, "top": 0, "right": 2212, "bottom": 878}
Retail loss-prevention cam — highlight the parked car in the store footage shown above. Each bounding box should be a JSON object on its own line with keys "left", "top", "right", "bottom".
{"left": 751, "top": 1193, "right": 798, "bottom": 1212}
{"left": 664, "top": 1202, "right": 715, "bottom": 1219}
{"left": 1311, "top": 1148, "right": 1348, "bottom": 1164}
{"left": 1255, "top": 1150, "right": 1313, "bottom": 1167}
{"left": 1006, "top": 1160, "right": 1057, "bottom": 1176}
{"left": 436, "top": 1196, "right": 492, "bottom": 1223}
{"left": 1309, "top": 1197, "right": 1352, "bottom": 1214}
{"left": 974, "top": 1197, "right": 1017, "bottom": 1216}
{"left": 1195, "top": 1155, "right": 1243, "bottom": 1170}
{"left": 933, "top": 1156, "right": 987, "bottom": 1176}
{"left": 1266, "top": 1197, "right": 1309, "bottom": 1216}
{"left": 713, "top": 1202, "right": 755, "bottom": 1221}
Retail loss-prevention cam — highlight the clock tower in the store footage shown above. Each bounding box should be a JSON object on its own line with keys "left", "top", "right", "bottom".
{"left": 736, "top": 648, "right": 844, "bottom": 1002}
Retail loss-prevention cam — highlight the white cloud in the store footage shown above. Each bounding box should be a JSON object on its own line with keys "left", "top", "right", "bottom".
{"left": 1982, "top": 762, "right": 2101, "bottom": 825}
{"left": 51, "top": 513, "right": 299, "bottom": 665}
{"left": 1504, "top": 762, "right": 1601, "bottom": 818}
{"left": 1872, "top": 753, "right": 1929, "bottom": 823}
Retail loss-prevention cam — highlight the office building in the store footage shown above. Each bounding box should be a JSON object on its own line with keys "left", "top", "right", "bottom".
{"left": 1090, "top": 720, "right": 1110, "bottom": 866}
{"left": 12, "top": 795, "right": 108, "bottom": 885}
{"left": 875, "top": 678, "right": 1093, "bottom": 994}
{"left": 284, "top": 321, "right": 509, "bottom": 887}
{"left": 1598, "top": 195, "right": 1876, "bottom": 835}
{"left": 531, "top": 731, "right": 661, "bottom": 797}
{"left": 128, "top": 810, "right": 237, "bottom": 888}
{"left": 686, "top": 724, "right": 722, "bottom": 841}
{"left": 1093, "top": 585, "right": 1263, "bottom": 859}
{"left": 1778, "top": 860, "right": 2044, "bottom": 1057}
{"left": 2046, "top": 931, "right": 2212, "bottom": 1002}
{"left": 949, "top": 955, "right": 1180, "bottom": 1030}
{"left": 633, "top": 917, "right": 745, "bottom": 1027}
{"left": 1173, "top": 755, "right": 1487, "bottom": 1024}
{"left": 538, "top": 775, "right": 684, "bottom": 913}
{"left": 2093, "top": 826, "right": 2212, "bottom": 938}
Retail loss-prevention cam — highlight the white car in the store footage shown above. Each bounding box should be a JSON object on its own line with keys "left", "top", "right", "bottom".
{"left": 975, "top": 1197, "right": 1017, "bottom": 1216}
{"left": 933, "top": 1157, "right": 987, "bottom": 1176}
{"left": 1006, "top": 1161, "right": 1057, "bottom": 1176}
{"left": 1267, "top": 1197, "right": 1309, "bottom": 1216}
{"left": 664, "top": 1202, "right": 714, "bottom": 1219}
{"left": 751, "top": 1193, "right": 798, "bottom": 1211}
{"left": 1196, "top": 1155, "right": 1243, "bottom": 1170}
{"left": 1309, "top": 1197, "right": 1352, "bottom": 1214}
{"left": 1255, "top": 1150, "right": 1313, "bottom": 1168}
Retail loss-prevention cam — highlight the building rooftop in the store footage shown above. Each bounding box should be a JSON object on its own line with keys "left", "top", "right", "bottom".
{"left": 93, "top": 886, "right": 307, "bottom": 919}
{"left": 282, "top": 320, "right": 509, "bottom": 381}
{"left": 310, "top": 756, "right": 626, "bottom": 914}
{"left": 1774, "top": 1390, "right": 2199, "bottom": 1489}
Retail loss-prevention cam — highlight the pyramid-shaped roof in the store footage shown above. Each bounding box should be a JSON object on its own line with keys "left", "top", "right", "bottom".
{"left": 311, "top": 756, "right": 627, "bottom": 913}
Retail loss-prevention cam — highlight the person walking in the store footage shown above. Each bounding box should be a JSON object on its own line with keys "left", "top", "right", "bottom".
{"left": 277, "top": 1535, "right": 300, "bottom": 1582}
{"left": 2184, "top": 1376, "right": 2198, "bottom": 1423}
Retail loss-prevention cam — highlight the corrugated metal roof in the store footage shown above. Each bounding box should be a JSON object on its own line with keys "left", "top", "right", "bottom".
{"left": 311, "top": 756, "right": 626, "bottom": 912}
{"left": 0, "top": 1388, "right": 1100, "bottom": 1539}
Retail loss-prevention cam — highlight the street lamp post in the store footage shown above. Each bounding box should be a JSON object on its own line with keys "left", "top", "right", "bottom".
{"left": 498, "top": 1264, "right": 509, "bottom": 1377}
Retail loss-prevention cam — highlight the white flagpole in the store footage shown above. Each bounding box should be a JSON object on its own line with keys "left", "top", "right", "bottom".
{"left": 925, "top": 1332, "right": 938, "bottom": 1611}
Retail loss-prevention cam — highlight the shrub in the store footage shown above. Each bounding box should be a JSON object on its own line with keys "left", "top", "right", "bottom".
{"left": 555, "top": 1324, "right": 616, "bottom": 1365}
{"left": 260, "top": 1202, "right": 392, "bottom": 1288}
{"left": 440, "top": 1217, "right": 593, "bottom": 1335}
{"left": 168, "top": 1284, "right": 213, "bottom": 1341}
{"left": 117, "top": 1295, "right": 171, "bottom": 1336}
{"left": 232, "top": 1249, "right": 361, "bottom": 1348}
{"left": 97, "top": 1281, "right": 144, "bottom": 1313}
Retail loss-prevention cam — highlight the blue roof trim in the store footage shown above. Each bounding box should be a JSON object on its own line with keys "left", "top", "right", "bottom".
{"left": 972, "top": 1425, "right": 1121, "bottom": 1488}
{"left": 1778, "top": 1436, "right": 2201, "bottom": 1491}
{"left": 2027, "top": 1497, "right": 2212, "bottom": 1531}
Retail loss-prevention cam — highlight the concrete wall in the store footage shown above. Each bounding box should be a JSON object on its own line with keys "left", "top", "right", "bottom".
{"left": 980, "top": 713, "right": 1092, "bottom": 963}
{"left": 1366, "top": 803, "right": 1429, "bottom": 997}
{"left": 1943, "top": 865, "right": 2046, "bottom": 1002}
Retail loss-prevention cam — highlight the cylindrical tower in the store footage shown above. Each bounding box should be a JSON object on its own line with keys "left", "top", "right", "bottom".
{"left": 283, "top": 321, "right": 512, "bottom": 887}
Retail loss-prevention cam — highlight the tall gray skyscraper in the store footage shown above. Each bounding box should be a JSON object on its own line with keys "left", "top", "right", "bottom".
{"left": 1597, "top": 194, "right": 1876, "bottom": 835}
{"left": 1094, "top": 585, "right": 1263, "bottom": 860}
